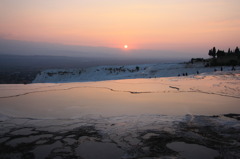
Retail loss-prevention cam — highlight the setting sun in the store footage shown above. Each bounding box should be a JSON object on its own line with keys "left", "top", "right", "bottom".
{"left": 124, "top": 45, "right": 128, "bottom": 49}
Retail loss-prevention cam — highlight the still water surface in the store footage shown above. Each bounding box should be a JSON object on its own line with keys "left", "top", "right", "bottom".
{"left": 0, "top": 78, "right": 239, "bottom": 118}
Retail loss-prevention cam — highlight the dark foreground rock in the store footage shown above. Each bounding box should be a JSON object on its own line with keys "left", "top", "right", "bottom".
{"left": 0, "top": 114, "right": 239, "bottom": 159}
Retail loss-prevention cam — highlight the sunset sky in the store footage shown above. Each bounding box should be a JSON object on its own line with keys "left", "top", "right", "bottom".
{"left": 0, "top": 0, "right": 240, "bottom": 56}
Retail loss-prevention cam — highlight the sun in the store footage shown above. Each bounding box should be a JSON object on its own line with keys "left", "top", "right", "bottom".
{"left": 124, "top": 45, "right": 128, "bottom": 49}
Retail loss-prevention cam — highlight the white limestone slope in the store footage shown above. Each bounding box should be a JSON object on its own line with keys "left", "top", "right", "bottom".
{"left": 33, "top": 62, "right": 237, "bottom": 83}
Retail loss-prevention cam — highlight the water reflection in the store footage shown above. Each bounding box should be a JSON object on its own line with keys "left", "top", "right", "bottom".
{"left": 0, "top": 76, "right": 239, "bottom": 118}
{"left": 167, "top": 142, "right": 219, "bottom": 159}
{"left": 76, "top": 142, "right": 124, "bottom": 159}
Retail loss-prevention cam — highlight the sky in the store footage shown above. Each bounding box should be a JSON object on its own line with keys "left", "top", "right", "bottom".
{"left": 0, "top": 0, "right": 240, "bottom": 58}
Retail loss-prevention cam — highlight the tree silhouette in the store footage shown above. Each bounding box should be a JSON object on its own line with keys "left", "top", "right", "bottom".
{"left": 208, "top": 46, "right": 240, "bottom": 66}
{"left": 217, "top": 49, "right": 225, "bottom": 58}
{"left": 235, "top": 47, "right": 240, "bottom": 54}
{"left": 208, "top": 47, "right": 216, "bottom": 58}
{"left": 228, "top": 48, "right": 231, "bottom": 54}
{"left": 213, "top": 47, "right": 216, "bottom": 55}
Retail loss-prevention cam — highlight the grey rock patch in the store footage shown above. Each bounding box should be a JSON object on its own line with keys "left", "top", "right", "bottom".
{"left": 54, "top": 136, "right": 62, "bottom": 140}
{"left": 32, "top": 141, "right": 62, "bottom": 159}
{"left": 36, "top": 139, "right": 48, "bottom": 144}
{"left": 142, "top": 133, "right": 159, "bottom": 140}
{"left": 0, "top": 137, "right": 9, "bottom": 143}
{"left": 66, "top": 134, "right": 75, "bottom": 138}
{"left": 10, "top": 128, "right": 36, "bottom": 135}
{"left": 63, "top": 138, "right": 76, "bottom": 145}
{"left": 7, "top": 134, "right": 53, "bottom": 146}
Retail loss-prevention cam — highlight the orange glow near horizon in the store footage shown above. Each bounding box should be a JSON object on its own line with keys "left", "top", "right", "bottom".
{"left": 0, "top": 0, "right": 240, "bottom": 52}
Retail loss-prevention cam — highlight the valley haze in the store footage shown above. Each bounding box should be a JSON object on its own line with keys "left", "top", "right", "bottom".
{"left": 0, "top": 38, "right": 193, "bottom": 84}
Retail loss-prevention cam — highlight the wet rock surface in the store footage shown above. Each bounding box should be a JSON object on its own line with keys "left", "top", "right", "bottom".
{"left": 0, "top": 114, "right": 239, "bottom": 159}
{"left": 0, "top": 125, "right": 101, "bottom": 159}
